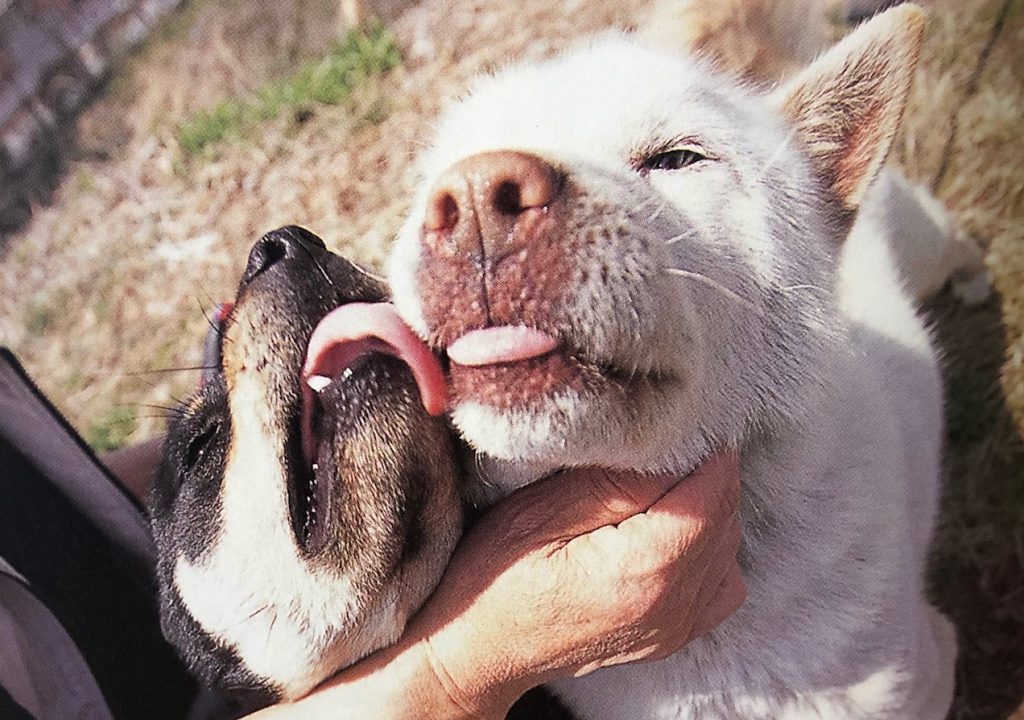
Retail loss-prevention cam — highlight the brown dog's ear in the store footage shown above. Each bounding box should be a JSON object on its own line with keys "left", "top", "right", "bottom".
{"left": 771, "top": 4, "right": 925, "bottom": 213}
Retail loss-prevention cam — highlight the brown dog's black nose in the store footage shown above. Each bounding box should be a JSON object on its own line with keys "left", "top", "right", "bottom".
{"left": 241, "top": 225, "right": 327, "bottom": 288}
{"left": 422, "top": 150, "right": 563, "bottom": 263}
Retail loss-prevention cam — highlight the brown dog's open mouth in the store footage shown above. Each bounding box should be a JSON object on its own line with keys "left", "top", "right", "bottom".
{"left": 293, "top": 303, "right": 447, "bottom": 553}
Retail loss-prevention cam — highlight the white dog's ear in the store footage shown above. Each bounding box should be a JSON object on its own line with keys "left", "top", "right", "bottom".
{"left": 771, "top": 4, "right": 925, "bottom": 213}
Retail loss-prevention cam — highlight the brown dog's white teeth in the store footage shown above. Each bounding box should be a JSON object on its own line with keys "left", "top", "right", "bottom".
{"left": 307, "top": 366, "right": 355, "bottom": 395}
{"left": 303, "top": 302, "right": 448, "bottom": 416}
{"left": 307, "top": 375, "right": 332, "bottom": 393}
{"left": 302, "top": 470, "right": 319, "bottom": 542}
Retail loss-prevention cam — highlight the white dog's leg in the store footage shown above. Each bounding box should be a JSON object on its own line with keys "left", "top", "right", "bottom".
{"left": 851, "top": 167, "right": 991, "bottom": 306}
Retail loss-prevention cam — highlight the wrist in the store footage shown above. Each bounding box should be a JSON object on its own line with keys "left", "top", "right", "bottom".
{"left": 413, "top": 635, "right": 521, "bottom": 720}
{"left": 241, "top": 639, "right": 494, "bottom": 720}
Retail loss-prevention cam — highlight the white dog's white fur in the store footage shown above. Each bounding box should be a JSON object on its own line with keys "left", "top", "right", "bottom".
{"left": 388, "top": 6, "right": 957, "bottom": 719}
{"left": 854, "top": 168, "right": 990, "bottom": 305}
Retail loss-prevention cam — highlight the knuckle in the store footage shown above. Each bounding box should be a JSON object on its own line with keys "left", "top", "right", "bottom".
{"left": 612, "top": 587, "right": 658, "bottom": 628}
{"left": 711, "top": 475, "right": 739, "bottom": 518}
{"left": 663, "top": 513, "right": 709, "bottom": 554}
{"left": 497, "top": 501, "right": 555, "bottom": 548}
{"left": 728, "top": 518, "right": 743, "bottom": 550}
{"left": 695, "top": 453, "right": 742, "bottom": 517}
{"left": 587, "top": 468, "right": 647, "bottom": 511}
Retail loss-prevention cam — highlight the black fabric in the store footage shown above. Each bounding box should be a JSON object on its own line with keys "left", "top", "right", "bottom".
{"left": 507, "top": 686, "right": 576, "bottom": 720}
{"left": 0, "top": 349, "right": 154, "bottom": 576}
{"left": 0, "top": 683, "right": 36, "bottom": 720}
{"left": 0, "top": 349, "right": 145, "bottom": 516}
{"left": 0, "top": 434, "right": 197, "bottom": 720}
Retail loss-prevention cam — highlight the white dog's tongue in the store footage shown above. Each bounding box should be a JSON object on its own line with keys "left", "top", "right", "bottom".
{"left": 447, "top": 326, "right": 559, "bottom": 366}
{"left": 303, "top": 303, "right": 447, "bottom": 416}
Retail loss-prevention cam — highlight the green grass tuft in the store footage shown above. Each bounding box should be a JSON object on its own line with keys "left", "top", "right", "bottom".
{"left": 177, "top": 20, "right": 401, "bottom": 156}
{"left": 86, "top": 407, "right": 137, "bottom": 452}
{"left": 24, "top": 302, "right": 55, "bottom": 335}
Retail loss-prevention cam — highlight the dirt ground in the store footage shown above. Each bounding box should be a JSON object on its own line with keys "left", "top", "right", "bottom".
{"left": 0, "top": 0, "right": 1021, "bottom": 717}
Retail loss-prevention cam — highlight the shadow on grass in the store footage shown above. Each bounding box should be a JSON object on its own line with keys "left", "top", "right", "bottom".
{"left": 924, "top": 289, "right": 1024, "bottom": 720}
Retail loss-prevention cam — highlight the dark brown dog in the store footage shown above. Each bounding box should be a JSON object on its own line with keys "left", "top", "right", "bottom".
{"left": 151, "top": 226, "right": 462, "bottom": 704}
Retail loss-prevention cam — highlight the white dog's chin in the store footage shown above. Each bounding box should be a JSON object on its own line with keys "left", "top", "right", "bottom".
{"left": 449, "top": 357, "right": 700, "bottom": 477}
{"left": 451, "top": 384, "right": 609, "bottom": 462}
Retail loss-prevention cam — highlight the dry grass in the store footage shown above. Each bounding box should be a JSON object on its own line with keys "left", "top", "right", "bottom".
{"left": 0, "top": 0, "right": 1021, "bottom": 716}
{"left": 0, "top": 0, "right": 648, "bottom": 445}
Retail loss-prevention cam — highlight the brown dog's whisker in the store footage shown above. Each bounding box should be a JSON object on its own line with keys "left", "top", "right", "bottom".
{"left": 128, "top": 365, "right": 218, "bottom": 376}
{"left": 139, "top": 413, "right": 184, "bottom": 421}
{"left": 232, "top": 604, "right": 272, "bottom": 627}
{"left": 293, "top": 242, "right": 335, "bottom": 288}
{"left": 137, "top": 403, "right": 186, "bottom": 415}
{"left": 263, "top": 609, "right": 279, "bottom": 654}
{"left": 196, "top": 298, "right": 232, "bottom": 342}
{"left": 167, "top": 393, "right": 190, "bottom": 408}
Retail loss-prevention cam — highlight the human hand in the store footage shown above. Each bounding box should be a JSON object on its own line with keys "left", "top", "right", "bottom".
{"left": 246, "top": 452, "right": 744, "bottom": 720}
{"left": 411, "top": 451, "right": 745, "bottom": 717}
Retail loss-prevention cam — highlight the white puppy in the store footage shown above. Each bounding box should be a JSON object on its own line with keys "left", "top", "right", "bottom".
{"left": 388, "top": 5, "right": 957, "bottom": 719}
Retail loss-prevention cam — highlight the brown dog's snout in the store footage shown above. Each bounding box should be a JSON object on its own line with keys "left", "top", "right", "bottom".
{"left": 422, "top": 150, "right": 563, "bottom": 263}
{"left": 241, "top": 225, "right": 327, "bottom": 288}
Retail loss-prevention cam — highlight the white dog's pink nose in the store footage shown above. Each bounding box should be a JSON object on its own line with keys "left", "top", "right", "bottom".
{"left": 422, "top": 150, "right": 563, "bottom": 262}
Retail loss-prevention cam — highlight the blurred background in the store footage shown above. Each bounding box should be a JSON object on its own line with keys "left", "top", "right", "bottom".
{"left": 0, "top": 0, "right": 1021, "bottom": 717}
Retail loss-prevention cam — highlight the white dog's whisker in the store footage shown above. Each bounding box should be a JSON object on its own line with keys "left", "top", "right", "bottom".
{"left": 665, "top": 229, "right": 699, "bottom": 246}
{"left": 781, "top": 283, "right": 829, "bottom": 295}
{"left": 648, "top": 201, "right": 667, "bottom": 222}
{"left": 756, "top": 126, "right": 798, "bottom": 183}
{"left": 632, "top": 196, "right": 660, "bottom": 213}
{"left": 664, "top": 267, "right": 761, "bottom": 313}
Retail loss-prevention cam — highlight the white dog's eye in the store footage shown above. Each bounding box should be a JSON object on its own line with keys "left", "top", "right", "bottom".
{"left": 639, "top": 146, "right": 709, "bottom": 174}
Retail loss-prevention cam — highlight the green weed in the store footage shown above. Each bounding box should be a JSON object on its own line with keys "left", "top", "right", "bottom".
{"left": 177, "top": 20, "right": 401, "bottom": 156}
{"left": 24, "top": 302, "right": 55, "bottom": 335}
{"left": 86, "top": 406, "right": 137, "bottom": 452}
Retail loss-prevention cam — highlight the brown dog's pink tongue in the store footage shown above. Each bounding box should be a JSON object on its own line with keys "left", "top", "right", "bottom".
{"left": 303, "top": 303, "right": 447, "bottom": 416}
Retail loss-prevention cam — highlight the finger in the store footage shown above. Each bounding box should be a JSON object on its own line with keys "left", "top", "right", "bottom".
{"left": 481, "top": 450, "right": 739, "bottom": 558}
{"left": 612, "top": 451, "right": 741, "bottom": 558}
{"left": 660, "top": 449, "right": 741, "bottom": 521}
{"left": 691, "top": 563, "right": 747, "bottom": 639}
{"left": 556, "top": 450, "right": 739, "bottom": 541}
{"left": 490, "top": 467, "right": 681, "bottom": 547}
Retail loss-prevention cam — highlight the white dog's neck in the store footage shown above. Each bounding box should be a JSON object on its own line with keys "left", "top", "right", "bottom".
{"left": 469, "top": 319, "right": 851, "bottom": 510}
